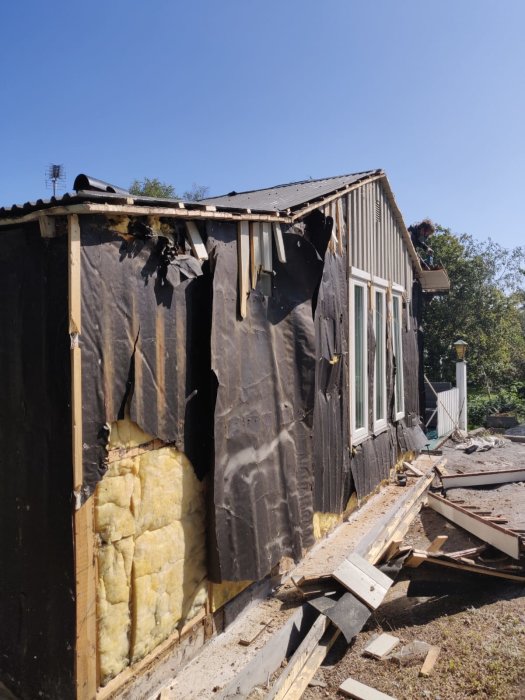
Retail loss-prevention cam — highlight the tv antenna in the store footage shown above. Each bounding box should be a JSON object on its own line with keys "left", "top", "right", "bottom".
{"left": 46, "top": 164, "right": 66, "bottom": 197}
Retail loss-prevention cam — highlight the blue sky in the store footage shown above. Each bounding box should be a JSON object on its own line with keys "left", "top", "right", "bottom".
{"left": 1, "top": 1, "right": 524, "bottom": 248}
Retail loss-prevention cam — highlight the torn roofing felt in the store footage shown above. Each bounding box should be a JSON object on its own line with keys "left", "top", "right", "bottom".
{"left": 80, "top": 216, "right": 213, "bottom": 496}
{"left": 206, "top": 220, "right": 320, "bottom": 581}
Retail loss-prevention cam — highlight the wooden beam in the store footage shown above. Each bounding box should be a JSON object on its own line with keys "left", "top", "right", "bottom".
{"left": 407, "top": 551, "right": 525, "bottom": 582}
{"left": 267, "top": 614, "right": 329, "bottom": 699}
{"left": 441, "top": 467, "right": 525, "bottom": 490}
{"left": 250, "top": 222, "right": 261, "bottom": 289}
{"left": 260, "top": 222, "right": 273, "bottom": 272}
{"left": 272, "top": 222, "right": 287, "bottom": 263}
{"left": 427, "top": 493, "right": 521, "bottom": 559}
{"left": 38, "top": 214, "right": 56, "bottom": 238}
{"left": 238, "top": 221, "right": 250, "bottom": 319}
{"left": 0, "top": 203, "right": 291, "bottom": 229}
{"left": 74, "top": 498, "right": 97, "bottom": 700}
{"left": 68, "top": 214, "right": 81, "bottom": 335}
{"left": 184, "top": 221, "right": 208, "bottom": 260}
{"left": 71, "top": 346, "right": 83, "bottom": 495}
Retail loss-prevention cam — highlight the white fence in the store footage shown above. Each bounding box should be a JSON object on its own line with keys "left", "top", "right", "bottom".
{"left": 436, "top": 387, "right": 460, "bottom": 437}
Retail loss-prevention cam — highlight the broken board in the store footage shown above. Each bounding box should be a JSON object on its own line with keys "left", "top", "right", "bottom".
{"left": 340, "top": 677, "right": 397, "bottom": 700}
{"left": 363, "top": 633, "right": 400, "bottom": 659}
{"left": 333, "top": 553, "right": 393, "bottom": 609}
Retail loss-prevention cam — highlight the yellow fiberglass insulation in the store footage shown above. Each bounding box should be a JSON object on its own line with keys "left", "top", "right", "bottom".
{"left": 95, "top": 419, "right": 207, "bottom": 685}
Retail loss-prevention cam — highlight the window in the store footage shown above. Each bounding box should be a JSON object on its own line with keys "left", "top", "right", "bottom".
{"left": 350, "top": 269, "right": 369, "bottom": 444}
{"left": 373, "top": 286, "right": 387, "bottom": 433}
{"left": 392, "top": 292, "right": 405, "bottom": 420}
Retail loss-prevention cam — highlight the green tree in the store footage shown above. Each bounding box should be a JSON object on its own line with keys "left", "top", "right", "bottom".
{"left": 129, "top": 177, "right": 178, "bottom": 198}
{"left": 129, "top": 178, "right": 209, "bottom": 201}
{"left": 423, "top": 226, "right": 525, "bottom": 394}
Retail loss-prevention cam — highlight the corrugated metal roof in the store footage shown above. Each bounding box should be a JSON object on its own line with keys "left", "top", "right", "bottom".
{"left": 202, "top": 170, "right": 383, "bottom": 212}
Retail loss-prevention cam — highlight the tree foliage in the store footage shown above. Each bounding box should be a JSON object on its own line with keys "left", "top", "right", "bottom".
{"left": 423, "top": 226, "right": 525, "bottom": 394}
{"left": 129, "top": 177, "right": 209, "bottom": 201}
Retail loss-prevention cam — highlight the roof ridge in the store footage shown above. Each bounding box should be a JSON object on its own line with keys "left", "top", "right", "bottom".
{"left": 203, "top": 169, "right": 382, "bottom": 201}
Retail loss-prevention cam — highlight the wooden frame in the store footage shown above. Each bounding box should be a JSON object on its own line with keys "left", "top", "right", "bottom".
{"left": 68, "top": 214, "right": 98, "bottom": 699}
{"left": 428, "top": 492, "right": 521, "bottom": 559}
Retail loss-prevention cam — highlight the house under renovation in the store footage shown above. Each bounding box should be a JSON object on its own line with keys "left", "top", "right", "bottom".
{"left": 0, "top": 170, "right": 450, "bottom": 700}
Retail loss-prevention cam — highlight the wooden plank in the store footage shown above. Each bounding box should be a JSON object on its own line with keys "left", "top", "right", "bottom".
{"left": 355, "top": 465, "right": 437, "bottom": 564}
{"left": 249, "top": 222, "right": 261, "bottom": 289}
{"left": 428, "top": 493, "right": 521, "bottom": 559}
{"left": 68, "top": 214, "right": 81, "bottom": 335}
{"left": 346, "top": 552, "right": 393, "bottom": 590}
{"left": 403, "top": 460, "right": 424, "bottom": 477}
{"left": 272, "top": 222, "right": 287, "bottom": 263}
{"left": 336, "top": 197, "right": 344, "bottom": 255}
{"left": 339, "top": 677, "right": 397, "bottom": 700}
{"left": 38, "top": 214, "right": 56, "bottom": 238}
{"left": 71, "top": 346, "right": 83, "bottom": 495}
{"left": 419, "top": 646, "right": 441, "bottom": 677}
{"left": 278, "top": 626, "right": 339, "bottom": 700}
{"left": 427, "top": 535, "right": 448, "bottom": 553}
{"left": 237, "top": 221, "right": 250, "bottom": 319}
{"left": 409, "top": 551, "right": 525, "bottom": 582}
{"left": 267, "top": 615, "right": 329, "bottom": 699}
{"left": 333, "top": 557, "right": 391, "bottom": 609}
{"left": 74, "top": 497, "right": 97, "bottom": 700}
{"left": 363, "top": 633, "right": 400, "bottom": 659}
{"left": 261, "top": 222, "right": 273, "bottom": 271}
{"left": 441, "top": 467, "right": 525, "bottom": 490}
{"left": 184, "top": 221, "right": 208, "bottom": 260}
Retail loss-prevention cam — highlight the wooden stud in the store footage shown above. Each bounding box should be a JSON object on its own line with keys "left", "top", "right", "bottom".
{"left": 249, "top": 222, "right": 261, "bottom": 289}
{"left": 237, "top": 221, "right": 250, "bottom": 319}
{"left": 68, "top": 214, "right": 81, "bottom": 335}
{"left": 272, "top": 222, "right": 287, "bottom": 263}
{"left": 184, "top": 221, "right": 208, "bottom": 260}
{"left": 336, "top": 197, "right": 344, "bottom": 255}
{"left": 38, "top": 214, "right": 56, "bottom": 238}
{"left": 261, "top": 222, "right": 273, "bottom": 272}
{"left": 71, "top": 346, "right": 83, "bottom": 494}
{"left": 74, "top": 497, "right": 97, "bottom": 700}
{"left": 427, "top": 535, "right": 448, "bottom": 553}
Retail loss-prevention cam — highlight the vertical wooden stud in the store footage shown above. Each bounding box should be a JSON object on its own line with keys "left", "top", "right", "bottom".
{"left": 238, "top": 221, "right": 250, "bottom": 318}
{"left": 272, "top": 222, "right": 287, "bottom": 263}
{"left": 260, "top": 222, "right": 272, "bottom": 272}
{"left": 68, "top": 214, "right": 98, "bottom": 699}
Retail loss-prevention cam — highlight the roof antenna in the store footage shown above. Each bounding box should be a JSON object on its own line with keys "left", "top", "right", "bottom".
{"left": 46, "top": 164, "right": 66, "bottom": 197}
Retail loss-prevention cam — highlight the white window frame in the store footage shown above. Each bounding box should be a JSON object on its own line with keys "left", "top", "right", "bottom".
{"left": 373, "top": 276, "right": 388, "bottom": 435}
{"left": 350, "top": 269, "right": 370, "bottom": 445}
{"left": 391, "top": 289, "right": 405, "bottom": 421}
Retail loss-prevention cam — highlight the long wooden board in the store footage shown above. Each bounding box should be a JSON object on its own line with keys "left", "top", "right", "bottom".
{"left": 333, "top": 554, "right": 392, "bottom": 609}
{"left": 441, "top": 467, "right": 525, "bottom": 490}
{"left": 427, "top": 493, "right": 521, "bottom": 559}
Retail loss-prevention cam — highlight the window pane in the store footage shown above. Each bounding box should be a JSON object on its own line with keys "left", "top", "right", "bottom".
{"left": 375, "top": 292, "right": 384, "bottom": 421}
{"left": 354, "top": 285, "right": 364, "bottom": 429}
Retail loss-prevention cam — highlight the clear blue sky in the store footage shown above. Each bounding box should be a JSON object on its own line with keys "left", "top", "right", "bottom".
{"left": 1, "top": 1, "right": 524, "bottom": 248}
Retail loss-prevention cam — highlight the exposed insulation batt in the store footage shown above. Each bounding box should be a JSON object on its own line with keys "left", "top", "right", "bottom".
{"left": 95, "top": 419, "right": 207, "bottom": 685}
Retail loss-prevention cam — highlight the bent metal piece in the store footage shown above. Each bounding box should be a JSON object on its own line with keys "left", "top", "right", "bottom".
{"left": 427, "top": 493, "right": 521, "bottom": 560}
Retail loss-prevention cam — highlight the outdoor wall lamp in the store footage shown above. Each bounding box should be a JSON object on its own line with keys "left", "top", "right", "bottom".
{"left": 453, "top": 339, "right": 468, "bottom": 361}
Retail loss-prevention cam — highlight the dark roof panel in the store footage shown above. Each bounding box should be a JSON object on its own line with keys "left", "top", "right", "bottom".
{"left": 202, "top": 170, "right": 382, "bottom": 212}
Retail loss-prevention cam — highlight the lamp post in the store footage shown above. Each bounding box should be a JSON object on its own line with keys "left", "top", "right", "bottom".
{"left": 453, "top": 340, "right": 468, "bottom": 432}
